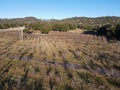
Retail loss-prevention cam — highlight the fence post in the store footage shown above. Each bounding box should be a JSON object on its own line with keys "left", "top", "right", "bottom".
{"left": 21, "top": 29, "right": 23, "bottom": 40}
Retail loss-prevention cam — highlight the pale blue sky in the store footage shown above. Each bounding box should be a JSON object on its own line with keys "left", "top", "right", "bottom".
{"left": 0, "top": 0, "right": 120, "bottom": 19}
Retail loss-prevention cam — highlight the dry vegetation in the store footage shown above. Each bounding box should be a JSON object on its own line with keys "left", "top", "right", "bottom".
{"left": 0, "top": 30, "right": 120, "bottom": 90}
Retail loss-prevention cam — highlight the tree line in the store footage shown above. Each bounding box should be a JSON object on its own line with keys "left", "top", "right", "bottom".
{"left": 0, "top": 16, "right": 120, "bottom": 40}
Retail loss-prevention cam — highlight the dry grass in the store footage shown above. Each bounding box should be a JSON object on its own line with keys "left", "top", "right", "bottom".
{"left": 0, "top": 31, "right": 120, "bottom": 90}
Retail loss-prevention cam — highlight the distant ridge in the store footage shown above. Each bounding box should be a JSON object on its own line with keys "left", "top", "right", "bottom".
{"left": 0, "top": 16, "right": 120, "bottom": 24}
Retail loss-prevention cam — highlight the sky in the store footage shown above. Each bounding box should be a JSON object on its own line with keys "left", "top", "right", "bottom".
{"left": 0, "top": 0, "right": 120, "bottom": 19}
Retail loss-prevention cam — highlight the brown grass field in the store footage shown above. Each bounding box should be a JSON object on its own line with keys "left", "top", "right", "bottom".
{"left": 0, "top": 30, "right": 120, "bottom": 90}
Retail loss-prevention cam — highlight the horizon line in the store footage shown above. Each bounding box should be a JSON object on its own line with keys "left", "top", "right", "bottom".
{"left": 0, "top": 15, "right": 120, "bottom": 20}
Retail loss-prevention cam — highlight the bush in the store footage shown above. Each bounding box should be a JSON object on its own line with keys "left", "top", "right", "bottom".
{"left": 52, "top": 23, "right": 76, "bottom": 32}
{"left": 31, "top": 22, "right": 51, "bottom": 34}
{"left": 23, "top": 29, "right": 32, "bottom": 34}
